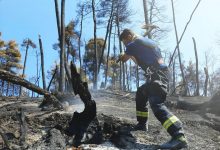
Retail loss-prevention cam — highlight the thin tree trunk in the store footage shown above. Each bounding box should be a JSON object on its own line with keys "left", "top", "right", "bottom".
{"left": 64, "top": 49, "right": 71, "bottom": 90}
{"left": 98, "top": 2, "right": 114, "bottom": 73}
{"left": 113, "top": 26, "right": 117, "bottom": 88}
{"left": 92, "top": 0, "right": 98, "bottom": 89}
{"left": 38, "top": 35, "right": 46, "bottom": 90}
{"left": 192, "top": 37, "right": 199, "bottom": 96}
{"left": 204, "top": 67, "right": 209, "bottom": 96}
{"left": 36, "top": 50, "right": 39, "bottom": 97}
{"left": 84, "top": 40, "right": 88, "bottom": 79}
{"left": 65, "top": 61, "right": 71, "bottom": 89}
{"left": 172, "top": 57, "right": 176, "bottom": 94}
{"left": 149, "top": 0, "right": 155, "bottom": 24}
{"left": 66, "top": 42, "right": 71, "bottom": 63}
{"left": 6, "top": 82, "right": 9, "bottom": 96}
{"left": 22, "top": 44, "right": 29, "bottom": 77}
{"left": 143, "top": 0, "right": 152, "bottom": 38}
{"left": 20, "top": 44, "right": 29, "bottom": 96}
{"left": 59, "top": 0, "right": 66, "bottom": 92}
{"left": 104, "top": 18, "right": 113, "bottom": 88}
{"left": 169, "top": 0, "right": 202, "bottom": 67}
{"left": 54, "top": 0, "right": 61, "bottom": 40}
{"left": 171, "top": 0, "right": 187, "bottom": 96}
{"left": 2, "top": 80, "right": 4, "bottom": 95}
{"left": 116, "top": 8, "right": 125, "bottom": 91}
{"left": 78, "top": 5, "right": 84, "bottom": 75}
{"left": 47, "top": 65, "right": 58, "bottom": 91}
{"left": 32, "top": 89, "right": 34, "bottom": 98}
{"left": 12, "top": 83, "right": 15, "bottom": 96}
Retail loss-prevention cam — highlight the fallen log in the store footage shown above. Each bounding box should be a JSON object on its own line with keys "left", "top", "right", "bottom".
{"left": 0, "top": 69, "right": 63, "bottom": 109}
{"left": 176, "top": 100, "right": 206, "bottom": 111}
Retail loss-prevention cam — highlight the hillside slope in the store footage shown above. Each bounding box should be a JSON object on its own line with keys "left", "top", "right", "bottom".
{"left": 0, "top": 90, "right": 219, "bottom": 150}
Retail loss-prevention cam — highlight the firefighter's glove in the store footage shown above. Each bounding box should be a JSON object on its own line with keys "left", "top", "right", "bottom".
{"left": 116, "top": 53, "right": 124, "bottom": 63}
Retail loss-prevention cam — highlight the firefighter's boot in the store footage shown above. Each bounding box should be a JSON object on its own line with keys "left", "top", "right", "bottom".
{"left": 159, "top": 135, "right": 188, "bottom": 149}
{"left": 134, "top": 122, "right": 148, "bottom": 131}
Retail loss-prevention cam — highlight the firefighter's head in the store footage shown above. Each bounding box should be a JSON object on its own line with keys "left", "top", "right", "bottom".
{"left": 120, "top": 29, "right": 136, "bottom": 46}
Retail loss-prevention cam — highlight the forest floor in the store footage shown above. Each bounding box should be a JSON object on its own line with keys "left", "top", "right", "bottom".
{"left": 0, "top": 90, "right": 220, "bottom": 150}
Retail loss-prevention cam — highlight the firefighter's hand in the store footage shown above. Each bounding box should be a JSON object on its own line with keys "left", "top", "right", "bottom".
{"left": 116, "top": 53, "right": 125, "bottom": 63}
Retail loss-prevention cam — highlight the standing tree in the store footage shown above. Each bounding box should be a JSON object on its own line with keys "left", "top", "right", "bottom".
{"left": 65, "top": 21, "right": 78, "bottom": 63}
{"left": 170, "top": 0, "right": 187, "bottom": 95}
{"left": 115, "top": 0, "right": 131, "bottom": 91}
{"left": 38, "top": 35, "right": 46, "bottom": 90}
{"left": 59, "top": 0, "right": 66, "bottom": 92}
{"left": 92, "top": 0, "right": 98, "bottom": 89}
{"left": 143, "top": 0, "right": 151, "bottom": 38}
{"left": 104, "top": 18, "right": 113, "bottom": 88}
{"left": 203, "top": 52, "right": 209, "bottom": 96}
{"left": 35, "top": 49, "right": 40, "bottom": 97}
{"left": 203, "top": 67, "right": 209, "bottom": 96}
{"left": 77, "top": 3, "right": 84, "bottom": 74}
{"left": 97, "top": 0, "right": 115, "bottom": 74}
{"left": 20, "top": 38, "right": 36, "bottom": 96}
{"left": 192, "top": 37, "right": 199, "bottom": 96}
{"left": 54, "top": 0, "right": 66, "bottom": 92}
{"left": 0, "top": 35, "right": 22, "bottom": 96}
{"left": 64, "top": 21, "right": 79, "bottom": 91}
{"left": 84, "top": 38, "right": 105, "bottom": 87}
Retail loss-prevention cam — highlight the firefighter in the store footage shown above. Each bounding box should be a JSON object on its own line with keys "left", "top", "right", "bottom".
{"left": 118, "top": 28, "right": 188, "bottom": 149}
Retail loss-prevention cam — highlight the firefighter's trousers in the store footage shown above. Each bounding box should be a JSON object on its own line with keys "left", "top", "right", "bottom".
{"left": 136, "top": 68, "right": 184, "bottom": 137}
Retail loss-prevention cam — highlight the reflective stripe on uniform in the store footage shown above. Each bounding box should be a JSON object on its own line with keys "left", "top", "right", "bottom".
{"left": 162, "top": 115, "right": 179, "bottom": 130}
{"left": 178, "top": 136, "right": 187, "bottom": 142}
{"left": 136, "top": 111, "right": 149, "bottom": 118}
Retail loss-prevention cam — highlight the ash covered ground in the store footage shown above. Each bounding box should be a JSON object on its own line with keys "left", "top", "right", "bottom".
{"left": 0, "top": 90, "right": 220, "bottom": 150}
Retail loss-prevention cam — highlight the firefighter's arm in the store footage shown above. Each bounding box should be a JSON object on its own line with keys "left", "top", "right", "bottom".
{"left": 119, "top": 54, "right": 130, "bottom": 62}
{"left": 117, "top": 54, "right": 137, "bottom": 64}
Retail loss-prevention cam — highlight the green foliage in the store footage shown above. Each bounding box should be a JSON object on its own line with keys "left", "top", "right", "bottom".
{"left": 97, "top": 0, "right": 131, "bottom": 24}
{"left": 85, "top": 38, "right": 105, "bottom": 57}
{"left": 65, "top": 21, "right": 79, "bottom": 61}
{"left": 0, "top": 34, "right": 22, "bottom": 73}
{"left": 107, "top": 56, "right": 120, "bottom": 77}
{"left": 21, "top": 38, "right": 37, "bottom": 48}
{"left": 0, "top": 40, "right": 5, "bottom": 48}
{"left": 83, "top": 38, "right": 105, "bottom": 79}
{"left": 0, "top": 33, "right": 23, "bottom": 96}
{"left": 65, "top": 21, "right": 78, "bottom": 42}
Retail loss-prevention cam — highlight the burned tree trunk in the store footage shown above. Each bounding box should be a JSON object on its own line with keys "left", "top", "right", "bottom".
{"left": 59, "top": 0, "right": 66, "bottom": 92}
{"left": 47, "top": 65, "right": 58, "bottom": 91}
{"left": 38, "top": 35, "right": 47, "bottom": 90}
{"left": 204, "top": 67, "right": 209, "bottom": 96}
{"left": 65, "top": 62, "right": 97, "bottom": 146}
{"left": 0, "top": 69, "right": 63, "bottom": 109}
{"left": 104, "top": 17, "right": 113, "bottom": 88}
{"left": 171, "top": 0, "right": 187, "bottom": 96}
{"left": 98, "top": 1, "right": 114, "bottom": 73}
{"left": 193, "top": 37, "right": 199, "bottom": 96}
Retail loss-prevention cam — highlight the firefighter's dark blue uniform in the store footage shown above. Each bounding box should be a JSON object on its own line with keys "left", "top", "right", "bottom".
{"left": 125, "top": 37, "right": 184, "bottom": 138}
